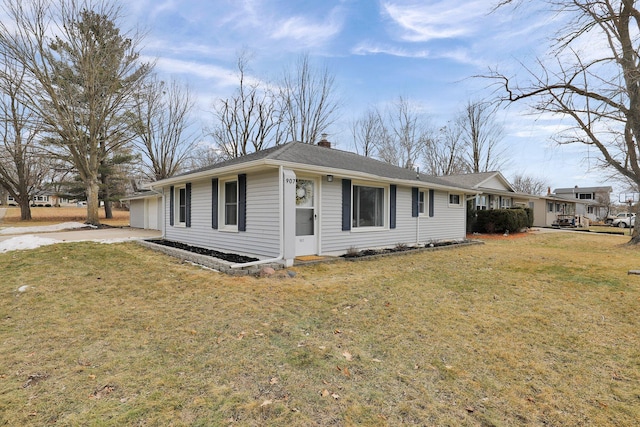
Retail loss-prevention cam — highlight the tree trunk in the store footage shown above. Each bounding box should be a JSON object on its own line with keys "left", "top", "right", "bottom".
{"left": 85, "top": 180, "right": 101, "bottom": 226}
{"left": 19, "top": 197, "right": 31, "bottom": 221}
{"left": 101, "top": 172, "right": 113, "bottom": 219}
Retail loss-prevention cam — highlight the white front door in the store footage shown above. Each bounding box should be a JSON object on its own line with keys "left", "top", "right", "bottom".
{"left": 295, "top": 178, "right": 317, "bottom": 256}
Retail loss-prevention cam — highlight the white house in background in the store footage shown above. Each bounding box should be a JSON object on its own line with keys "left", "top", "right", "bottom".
{"left": 553, "top": 186, "right": 612, "bottom": 221}
{"left": 139, "top": 140, "right": 475, "bottom": 268}
{"left": 441, "top": 171, "right": 591, "bottom": 228}
{"left": 441, "top": 171, "right": 537, "bottom": 211}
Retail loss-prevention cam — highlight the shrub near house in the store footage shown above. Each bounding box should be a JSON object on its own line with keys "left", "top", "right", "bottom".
{"left": 475, "top": 207, "right": 532, "bottom": 233}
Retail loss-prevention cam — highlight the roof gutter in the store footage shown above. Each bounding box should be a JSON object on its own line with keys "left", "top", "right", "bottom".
{"left": 148, "top": 158, "right": 474, "bottom": 195}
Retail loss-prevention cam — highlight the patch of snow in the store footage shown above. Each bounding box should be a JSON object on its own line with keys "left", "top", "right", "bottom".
{"left": 0, "top": 234, "right": 149, "bottom": 253}
{"left": 0, "top": 235, "right": 60, "bottom": 253}
{"left": 0, "top": 222, "right": 90, "bottom": 235}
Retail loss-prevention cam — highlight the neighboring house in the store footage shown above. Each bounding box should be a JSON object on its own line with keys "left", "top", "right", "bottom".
{"left": 533, "top": 194, "right": 583, "bottom": 228}
{"left": 142, "top": 141, "right": 475, "bottom": 267}
{"left": 4, "top": 192, "right": 75, "bottom": 207}
{"left": 442, "top": 171, "right": 537, "bottom": 211}
{"left": 121, "top": 191, "right": 163, "bottom": 230}
{"left": 440, "top": 171, "right": 588, "bottom": 228}
{"left": 553, "top": 186, "right": 612, "bottom": 221}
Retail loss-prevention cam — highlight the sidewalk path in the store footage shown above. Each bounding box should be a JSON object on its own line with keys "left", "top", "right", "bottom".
{"left": 0, "top": 223, "right": 162, "bottom": 253}
{"left": 0, "top": 226, "right": 161, "bottom": 242}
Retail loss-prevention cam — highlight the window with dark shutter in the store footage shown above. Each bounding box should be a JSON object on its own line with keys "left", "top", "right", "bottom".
{"left": 390, "top": 185, "right": 396, "bottom": 229}
{"left": 429, "top": 189, "right": 435, "bottom": 217}
{"left": 238, "top": 174, "right": 247, "bottom": 232}
{"left": 211, "top": 178, "right": 218, "bottom": 229}
{"left": 342, "top": 179, "right": 351, "bottom": 231}
{"left": 185, "top": 183, "right": 192, "bottom": 228}
{"left": 169, "top": 185, "right": 174, "bottom": 226}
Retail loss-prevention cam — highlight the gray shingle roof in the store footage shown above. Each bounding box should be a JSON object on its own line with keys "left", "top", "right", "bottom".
{"left": 439, "top": 172, "right": 500, "bottom": 189}
{"left": 171, "top": 142, "right": 471, "bottom": 190}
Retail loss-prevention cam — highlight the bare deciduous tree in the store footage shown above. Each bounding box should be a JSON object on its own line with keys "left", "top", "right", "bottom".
{"left": 489, "top": 0, "right": 640, "bottom": 243}
{"left": 511, "top": 174, "right": 548, "bottom": 195}
{"left": 209, "top": 54, "right": 285, "bottom": 159}
{"left": 133, "top": 76, "right": 198, "bottom": 180}
{"left": 0, "top": 0, "right": 152, "bottom": 225}
{"left": 350, "top": 107, "right": 387, "bottom": 157}
{"left": 423, "top": 123, "right": 468, "bottom": 176}
{"left": 0, "top": 52, "right": 48, "bottom": 220}
{"left": 378, "top": 96, "right": 430, "bottom": 169}
{"left": 459, "top": 100, "right": 507, "bottom": 173}
{"left": 280, "top": 54, "right": 340, "bottom": 144}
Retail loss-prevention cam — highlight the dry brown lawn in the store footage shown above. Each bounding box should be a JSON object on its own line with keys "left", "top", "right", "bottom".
{"left": 1, "top": 231, "right": 639, "bottom": 426}
{"left": 0, "top": 206, "right": 130, "bottom": 227}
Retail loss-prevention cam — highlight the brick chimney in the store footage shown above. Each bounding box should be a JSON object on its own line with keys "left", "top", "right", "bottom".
{"left": 317, "top": 133, "right": 331, "bottom": 148}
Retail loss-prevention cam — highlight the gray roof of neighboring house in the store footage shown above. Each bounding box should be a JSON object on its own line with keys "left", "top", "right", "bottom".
{"left": 554, "top": 186, "right": 613, "bottom": 193}
{"left": 165, "top": 142, "right": 472, "bottom": 191}
{"left": 440, "top": 172, "right": 502, "bottom": 189}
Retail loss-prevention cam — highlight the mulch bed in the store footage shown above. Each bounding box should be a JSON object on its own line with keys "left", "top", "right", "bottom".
{"left": 146, "top": 239, "right": 259, "bottom": 264}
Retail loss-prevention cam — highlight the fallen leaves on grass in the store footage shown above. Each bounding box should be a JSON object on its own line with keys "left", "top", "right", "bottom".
{"left": 90, "top": 384, "right": 115, "bottom": 399}
{"left": 342, "top": 351, "right": 353, "bottom": 361}
{"left": 22, "top": 373, "right": 49, "bottom": 388}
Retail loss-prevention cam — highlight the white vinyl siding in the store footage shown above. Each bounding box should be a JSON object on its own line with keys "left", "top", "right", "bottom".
{"left": 483, "top": 175, "right": 507, "bottom": 190}
{"left": 419, "top": 191, "right": 466, "bottom": 242}
{"left": 320, "top": 182, "right": 465, "bottom": 255}
{"left": 164, "top": 170, "right": 281, "bottom": 259}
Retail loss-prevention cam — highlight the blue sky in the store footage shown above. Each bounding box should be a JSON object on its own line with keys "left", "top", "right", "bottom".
{"left": 126, "top": 0, "right": 617, "bottom": 195}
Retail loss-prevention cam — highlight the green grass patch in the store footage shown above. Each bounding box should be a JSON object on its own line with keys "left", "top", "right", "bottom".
{"left": 1, "top": 232, "right": 639, "bottom": 425}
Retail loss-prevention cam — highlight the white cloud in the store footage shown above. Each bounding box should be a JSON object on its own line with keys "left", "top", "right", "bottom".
{"left": 151, "top": 57, "right": 238, "bottom": 86}
{"left": 270, "top": 9, "right": 344, "bottom": 48}
{"left": 381, "top": 0, "right": 491, "bottom": 42}
{"left": 351, "top": 41, "right": 430, "bottom": 58}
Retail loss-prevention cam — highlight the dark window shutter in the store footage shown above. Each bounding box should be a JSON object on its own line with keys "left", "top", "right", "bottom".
{"left": 211, "top": 178, "right": 218, "bottom": 229}
{"left": 412, "top": 187, "right": 419, "bottom": 217}
{"left": 390, "top": 185, "right": 397, "bottom": 229}
{"left": 185, "top": 183, "right": 192, "bottom": 227}
{"left": 169, "top": 185, "right": 174, "bottom": 226}
{"left": 342, "top": 179, "right": 351, "bottom": 231}
{"left": 429, "top": 189, "right": 435, "bottom": 217}
{"left": 238, "top": 174, "right": 247, "bottom": 232}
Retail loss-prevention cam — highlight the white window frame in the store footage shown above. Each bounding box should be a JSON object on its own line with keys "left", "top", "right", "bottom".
{"left": 174, "top": 186, "right": 186, "bottom": 227}
{"left": 418, "top": 190, "right": 426, "bottom": 215}
{"left": 448, "top": 193, "right": 462, "bottom": 207}
{"left": 221, "top": 178, "right": 238, "bottom": 232}
{"left": 476, "top": 195, "right": 488, "bottom": 210}
{"left": 501, "top": 197, "right": 512, "bottom": 208}
{"left": 352, "top": 183, "right": 387, "bottom": 231}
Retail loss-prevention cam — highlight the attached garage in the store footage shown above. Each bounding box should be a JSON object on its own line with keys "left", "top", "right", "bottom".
{"left": 122, "top": 191, "right": 163, "bottom": 231}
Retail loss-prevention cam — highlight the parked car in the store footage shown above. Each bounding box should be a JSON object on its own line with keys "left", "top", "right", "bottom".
{"left": 612, "top": 214, "right": 635, "bottom": 228}
{"left": 605, "top": 212, "right": 635, "bottom": 224}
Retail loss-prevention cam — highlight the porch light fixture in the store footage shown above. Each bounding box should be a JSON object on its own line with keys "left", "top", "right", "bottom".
{"left": 326, "top": 175, "right": 334, "bottom": 182}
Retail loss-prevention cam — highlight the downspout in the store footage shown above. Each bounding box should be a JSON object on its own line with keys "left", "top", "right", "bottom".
{"left": 416, "top": 206, "right": 420, "bottom": 245}
{"left": 230, "top": 166, "right": 285, "bottom": 269}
